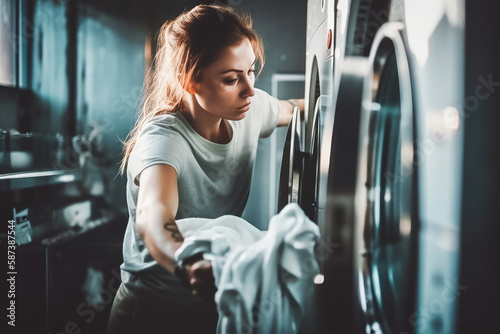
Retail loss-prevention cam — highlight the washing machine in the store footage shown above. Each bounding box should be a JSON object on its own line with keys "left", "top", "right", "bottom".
{"left": 278, "top": 0, "right": 398, "bottom": 332}
{"left": 278, "top": 0, "right": 351, "bottom": 215}
{"left": 279, "top": 0, "right": 466, "bottom": 333}
{"left": 353, "top": 1, "right": 465, "bottom": 333}
{"left": 278, "top": 0, "right": 353, "bottom": 330}
{"left": 278, "top": 0, "right": 382, "bottom": 332}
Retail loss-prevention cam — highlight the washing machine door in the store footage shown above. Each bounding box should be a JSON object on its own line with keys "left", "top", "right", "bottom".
{"left": 354, "top": 22, "right": 417, "bottom": 334}
{"left": 316, "top": 57, "right": 369, "bottom": 334}
{"left": 278, "top": 107, "right": 304, "bottom": 212}
{"left": 301, "top": 97, "right": 322, "bottom": 222}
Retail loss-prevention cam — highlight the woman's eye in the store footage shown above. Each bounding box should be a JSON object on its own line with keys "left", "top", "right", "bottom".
{"left": 224, "top": 78, "right": 238, "bottom": 85}
{"left": 248, "top": 69, "right": 255, "bottom": 75}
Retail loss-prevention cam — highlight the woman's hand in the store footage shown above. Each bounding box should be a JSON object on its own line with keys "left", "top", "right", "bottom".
{"left": 278, "top": 98, "right": 305, "bottom": 126}
{"left": 184, "top": 260, "right": 217, "bottom": 303}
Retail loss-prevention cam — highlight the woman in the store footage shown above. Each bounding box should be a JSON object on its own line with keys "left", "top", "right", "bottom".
{"left": 107, "top": 4, "right": 304, "bottom": 333}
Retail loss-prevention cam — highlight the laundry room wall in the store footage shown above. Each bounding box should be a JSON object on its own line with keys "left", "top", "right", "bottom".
{"left": 74, "top": 0, "right": 148, "bottom": 212}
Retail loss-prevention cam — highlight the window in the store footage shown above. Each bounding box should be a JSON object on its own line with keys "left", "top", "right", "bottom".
{"left": 0, "top": 0, "right": 17, "bottom": 86}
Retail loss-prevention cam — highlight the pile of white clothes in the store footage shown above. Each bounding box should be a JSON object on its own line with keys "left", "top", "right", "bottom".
{"left": 175, "top": 203, "right": 320, "bottom": 334}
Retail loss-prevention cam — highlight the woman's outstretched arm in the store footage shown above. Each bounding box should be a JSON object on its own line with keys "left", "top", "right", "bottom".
{"left": 278, "top": 98, "right": 305, "bottom": 126}
{"left": 136, "top": 164, "right": 182, "bottom": 273}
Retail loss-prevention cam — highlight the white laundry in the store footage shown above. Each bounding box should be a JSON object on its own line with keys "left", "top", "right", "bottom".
{"left": 175, "top": 203, "right": 320, "bottom": 334}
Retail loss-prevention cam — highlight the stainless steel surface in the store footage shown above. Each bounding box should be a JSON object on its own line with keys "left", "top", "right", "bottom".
{"left": 0, "top": 169, "right": 82, "bottom": 191}
{"left": 0, "top": 131, "right": 65, "bottom": 173}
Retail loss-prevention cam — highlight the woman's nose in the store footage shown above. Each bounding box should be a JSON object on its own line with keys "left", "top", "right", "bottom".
{"left": 241, "top": 76, "right": 255, "bottom": 98}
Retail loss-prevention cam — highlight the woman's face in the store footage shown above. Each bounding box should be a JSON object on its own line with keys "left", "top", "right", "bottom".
{"left": 194, "top": 38, "right": 256, "bottom": 121}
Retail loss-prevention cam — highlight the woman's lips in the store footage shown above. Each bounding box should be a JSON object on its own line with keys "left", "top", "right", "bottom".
{"left": 237, "top": 102, "right": 251, "bottom": 111}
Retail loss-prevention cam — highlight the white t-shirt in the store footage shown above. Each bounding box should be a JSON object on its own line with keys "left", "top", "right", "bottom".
{"left": 121, "top": 88, "right": 281, "bottom": 297}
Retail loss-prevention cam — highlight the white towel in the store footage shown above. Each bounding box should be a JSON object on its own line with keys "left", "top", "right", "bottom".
{"left": 175, "top": 203, "right": 320, "bottom": 334}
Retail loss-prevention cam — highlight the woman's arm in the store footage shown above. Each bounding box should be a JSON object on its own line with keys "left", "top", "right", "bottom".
{"left": 136, "top": 164, "right": 182, "bottom": 273}
{"left": 278, "top": 98, "right": 305, "bottom": 127}
{"left": 136, "top": 164, "right": 216, "bottom": 300}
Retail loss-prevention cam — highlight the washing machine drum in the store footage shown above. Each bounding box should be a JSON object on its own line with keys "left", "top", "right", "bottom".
{"left": 277, "top": 102, "right": 320, "bottom": 222}
{"left": 355, "top": 22, "right": 418, "bottom": 333}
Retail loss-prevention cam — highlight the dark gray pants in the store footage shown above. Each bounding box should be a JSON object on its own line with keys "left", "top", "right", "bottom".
{"left": 107, "top": 283, "right": 218, "bottom": 334}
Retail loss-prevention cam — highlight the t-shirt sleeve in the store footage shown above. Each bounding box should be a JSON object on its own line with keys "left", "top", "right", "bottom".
{"left": 128, "top": 118, "right": 188, "bottom": 186}
{"left": 254, "top": 88, "right": 281, "bottom": 138}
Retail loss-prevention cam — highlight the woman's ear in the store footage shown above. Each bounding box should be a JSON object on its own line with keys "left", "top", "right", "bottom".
{"left": 184, "top": 80, "right": 198, "bottom": 95}
{"left": 189, "top": 73, "right": 201, "bottom": 95}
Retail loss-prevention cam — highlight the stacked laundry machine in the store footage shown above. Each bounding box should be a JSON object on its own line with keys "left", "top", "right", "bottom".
{"left": 276, "top": 0, "right": 500, "bottom": 333}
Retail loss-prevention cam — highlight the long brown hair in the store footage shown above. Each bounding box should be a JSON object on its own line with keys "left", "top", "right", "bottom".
{"left": 119, "top": 4, "right": 264, "bottom": 174}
